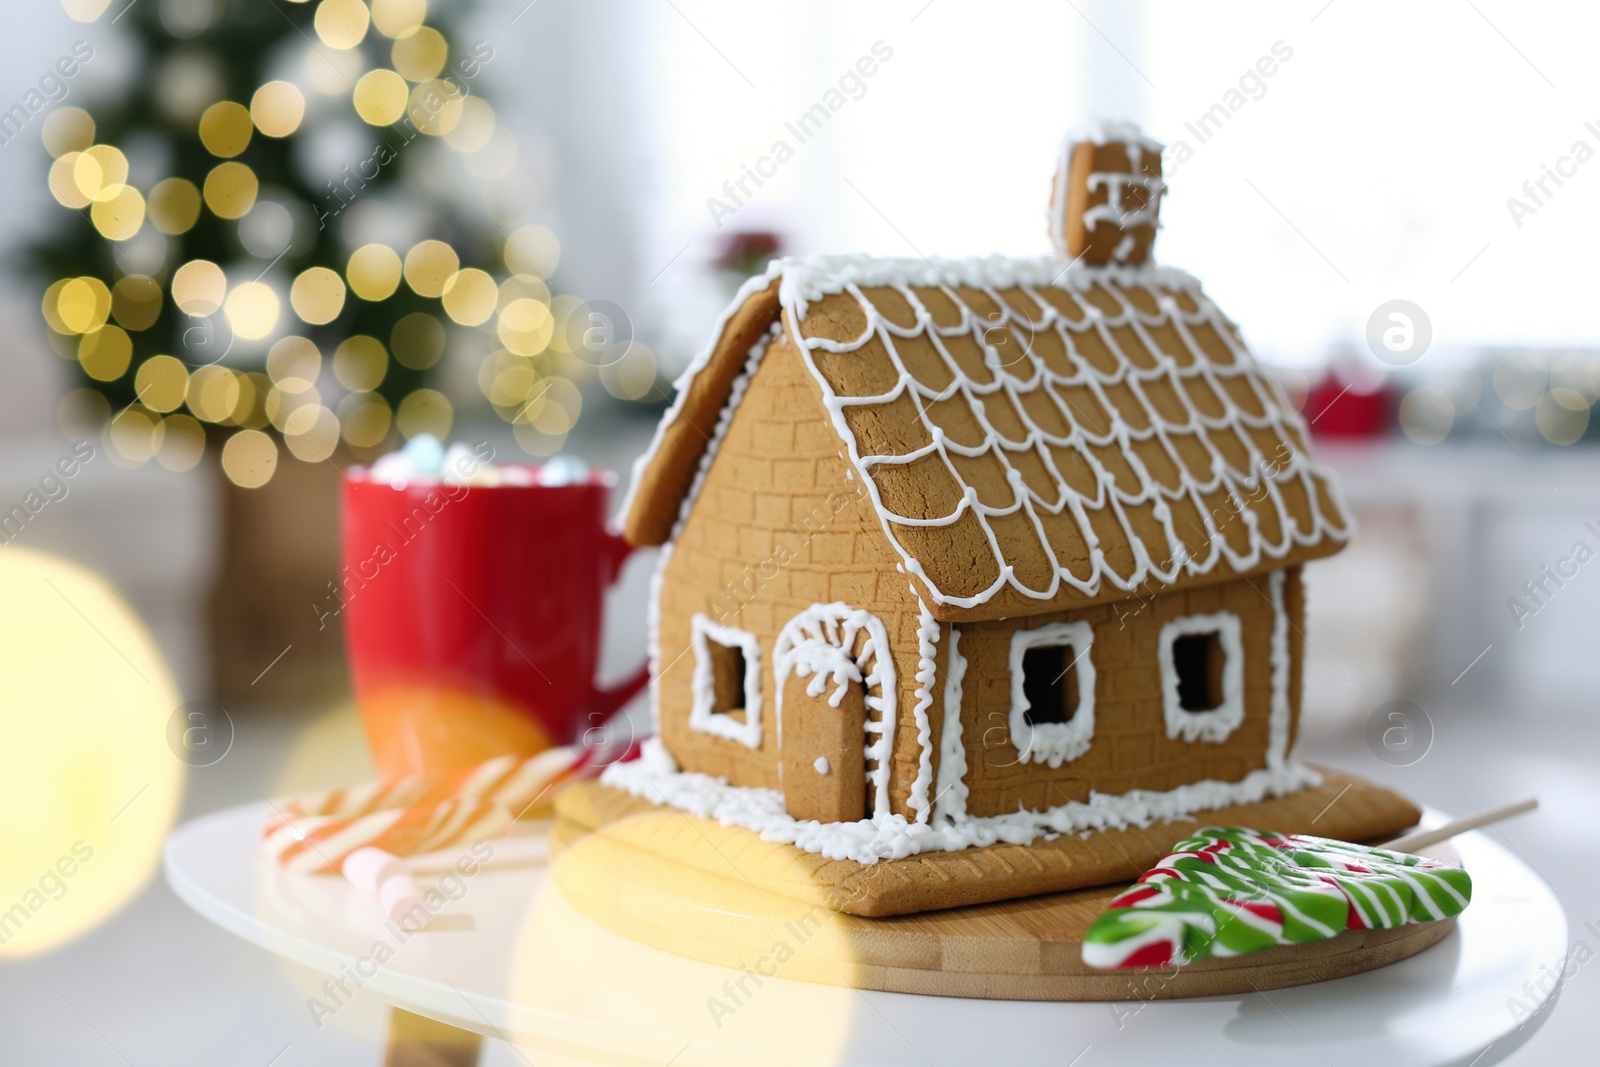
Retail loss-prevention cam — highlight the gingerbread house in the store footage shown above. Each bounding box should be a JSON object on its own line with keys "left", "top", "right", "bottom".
{"left": 602, "top": 123, "right": 1364, "bottom": 878}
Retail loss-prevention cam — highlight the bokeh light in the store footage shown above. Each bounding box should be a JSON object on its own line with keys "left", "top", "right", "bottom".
{"left": 1398, "top": 387, "right": 1453, "bottom": 446}
{"left": 498, "top": 297, "right": 553, "bottom": 356}
{"left": 52, "top": 277, "right": 112, "bottom": 335}
{"left": 601, "top": 343, "right": 659, "bottom": 401}
{"left": 60, "top": 0, "right": 113, "bottom": 24}
{"left": 1536, "top": 387, "right": 1590, "bottom": 445}
{"left": 444, "top": 97, "right": 496, "bottom": 154}
{"left": 48, "top": 154, "right": 91, "bottom": 209}
{"left": 223, "top": 281, "right": 281, "bottom": 340}
{"left": 221, "top": 429, "right": 278, "bottom": 488}
{"left": 250, "top": 81, "right": 307, "bottom": 138}
{"left": 90, "top": 184, "right": 145, "bottom": 241}
{"left": 338, "top": 392, "right": 392, "bottom": 447}
{"left": 403, "top": 239, "right": 458, "bottom": 298}
{"left": 107, "top": 404, "right": 163, "bottom": 465}
{"left": 111, "top": 275, "right": 164, "bottom": 331}
{"left": 187, "top": 365, "right": 241, "bottom": 423}
{"left": 0, "top": 548, "right": 183, "bottom": 958}
{"left": 290, "top": 267, "right": 347, "bottom": 325}
{"left": 171, "top": 260, "right": 227, "bottom": 316}
{"left": 134, "top": 355, "right": 190, "bottom": 413}
{"left": 78, "top": 326, "right": 133, "bottom": 382}
{"left": 441, "top": 268, "right": 496, "bottom": 325}
{"left": 353, "top": 69, "right": 409, "bottom": 125}
{"left": 203, "top": 161, "right": 259, "bottom": 219}
{"left": 408, "top": 79, "right": 463, "bottom": 135}
{"left": 391, "top": 311, "right": 444, "bottom": 370}
{"left": 267, "top": 336, "right": 323, "bottom": 391}
{"left": 314, "top": 0, "right": 371, "bottom": 50}
{"left": 156, "top": 414, "right": 206, "bottom": 472}
{"left": 41, "top": 107, "right": 95, "bottom": 158}
{"left": 505, "top": 225, "right": 560, "bottom": 277}
{"left": 76, "top": 145, "right": 130, "bottom": 203}
{"left": 392, "top": 27, "right": 448, "bottom": 80}
{"left": 333, "top": 335, "right": 388, "bottom": 391}
{"left": 283, "top": 404, "right": 341, "bottom": 462}
{"left": 347, "top": 244, "right": 403, "bottom": 301}
{"left": 1493, "top": 353, "right": 1545, "bottom": 411}
{"left": 148, "top": 178, "right": 203, "bottom": 235}
{"left": 198, "top": 101, "right": 253, "bottom": 158}
{"left": 371, "top": 0, "right": 427, "bottom": 39}
{"left": 395, "top": 388, "right": 452, "bottom": 439}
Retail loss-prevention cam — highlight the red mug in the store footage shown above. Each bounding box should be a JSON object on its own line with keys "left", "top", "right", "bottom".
{"left": 339, "top": 462, "right": 647, "bottom": 781}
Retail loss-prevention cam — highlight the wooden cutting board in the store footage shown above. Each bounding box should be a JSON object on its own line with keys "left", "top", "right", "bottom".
{"left": 550, "top": 817, "right": 1459, "bottom": 1002}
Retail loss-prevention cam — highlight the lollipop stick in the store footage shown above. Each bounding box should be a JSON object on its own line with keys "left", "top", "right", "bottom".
{"left": 1381, "top": 797, "right": 1538, "bottom": 853}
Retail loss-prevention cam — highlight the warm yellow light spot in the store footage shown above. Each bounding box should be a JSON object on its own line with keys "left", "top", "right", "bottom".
{"left": 407, "top": 79, "right": 463, "bottom": 135}
{"left": 371, "top": 0, "right": 426, "bottom": 39}
{"left": 250, "top": 81, "right": 307, "bottom": 138}
{"left": 1537, "top": 389, "right": 1590, "bottom": 445}
{"left": 235, "top": 372, "right": 271, "bottom": 429}
{"left": 339, "top": 392, "right": 392, "bottom": 447}
{"left": 396, "top": 388, "right": 453, "bottom": 439}
{"left": 352, "top": 68, "right": 409, "bottom": 126}
{"left": 78, "top": 326, "right": 133, "bottom": 382}
{"left": 391, "top": 312, "right": 445, "bottom": 370}
{"left": 90, "top": 185, "right": 145, "bottom": 241}
{"left": 111, "top": 275, "right": 164, "bottom": 331}
{"left": 198, "top": 101, "right": 253, "bottom": 158}
{"left": 441, "top": 268, "right": 496, "bottom": 326}
{"left": 57, "top": 277, "right": 113, "bottom": 334}
{"left": 42, "top": 107, "right": 95, "bottom": 158}
{"left": 267, "top": 336, "right": 322, "bottom": 391}
{"left": 0, "top": 548, "right": 183, "bottom": 957}
{"left": 444, "top": 97, "right": 496, "bottom": 154}
{"left": 59, "top": 0, "right": 113, "bottom": 23}
{"left": 403, "top": 239, "right": 458, "bottom": 297}
{"left": 265, "top": 383, "right": 319, "bottom": 433}
{"left": 42, "top": 280, "right": 75, "bottom": 335}
{"left": 148, "top": 178, "right": 203, "bottom": 235}
{"left": 106, "top": 405, "right": 163, "bottom": 466}
{"left": 75, "top": 145, "right": 129, "bottom": 203}
{"left": 224, "top": 282, "right": 281, "bottom": 341}
{"left": 519, "top": 375, "right": 581, "bottom": 435}
{"left": 48, "top": 154, "right": 91, "bottom": 209}
{"left": 497, "top": 273, "right": 550, "bottom": 309}
{"left": 221, "top": 430, "right": 278, "bottom": 488}
{"left": 290, "top": 267, "right": 347, "bottom": 325}
{"left": 462, "top": 125, "right": 517, "bottom": 181}
{"left": 392, "top": 26, "right": 447, "bottom": 80}
{"left": 498, "top": 297, "right": 554, "bottom": 357}
{"left": 284, "top": 405, "right": 341, "bottom": 462}
{"left": 512, "top": 420, "right": 564, "bottom": 457}
{"left": 186, "top": 365, "right": 240, "bottom": 423}
{"left": 134, "top": 355, "right": 190, "bottom": 413}
{"left": 204, "top": 162, "right": 259, "bottom": 219}
{"left": 333, "top": 335, "right": 388, "bottom": 391}
{"left": 347, "top": 243, "right": 403, "bottom": 301}
{"left": 1397, "top": 387, "right": 1452, "bottom": 446}
{"left": 487, "top": 362, "right": 539, "bottom": 407}
{"left": 156, "top": 414, "right": 206, "bottom": 472}
{"left": 171, "top": 260, "right": 227, "bottom": 316}
{"left": 314, "top": 0, "right": 371, "bottom": 49}
{"left": 504, "top": 225, "right": 560, "bottom": 277}
{"left": 601, "top": 343, "right": 659, "bottom": 401}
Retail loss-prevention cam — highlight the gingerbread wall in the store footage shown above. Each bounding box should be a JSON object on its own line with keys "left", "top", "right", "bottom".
{"left": 655, "top": 328, "right": 942, "bottom": 818}
{"left": 949, "top": 568, "right": 1304, "bottom": 818}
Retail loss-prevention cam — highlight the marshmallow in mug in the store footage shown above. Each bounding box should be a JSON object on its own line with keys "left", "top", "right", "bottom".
{"left": 365, "top": 434, "right": 590, "bottom": 488}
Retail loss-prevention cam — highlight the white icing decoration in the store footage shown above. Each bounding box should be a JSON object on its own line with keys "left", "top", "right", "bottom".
{"left": 906, "top": 600, "right": 939, "bottom": 821}
{"left": 1157, "top": 610, "right": 1245, "bottom": 744}
{"left": 1048, "top": 121, "right": 1168, "bottom": 261}
{"left": 1008, "top": 620, "right": 1097, "bottom": 767}
{"left": 639, "top": 323, "right": 781, "bottom": 736}
{"left": 814, "top": 757, "right": 830, "bottom": 775}
{"left": 687, "top": 614, "right": 763, "bottom": 749}
{"left": 933, "top": 626, "right": 969, "bottom": 827}
{"left": 602, "top": 738, "right": 1323, "bottom": 866}
{"left": 773, "top": 603, "right": 895, "bottom": 816}
{"left": 1267, "top": 568, "right": 1291, "bottom": 772}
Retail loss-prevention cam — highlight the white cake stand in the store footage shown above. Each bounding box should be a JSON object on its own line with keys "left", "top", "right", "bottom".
{"left": 165, "top": 803, "right": 1565, "bottom": 1066}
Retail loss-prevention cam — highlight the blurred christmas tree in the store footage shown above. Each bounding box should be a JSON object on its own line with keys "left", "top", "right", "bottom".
{"left": 31, "top": 0, "right": 656, "bottom": 486}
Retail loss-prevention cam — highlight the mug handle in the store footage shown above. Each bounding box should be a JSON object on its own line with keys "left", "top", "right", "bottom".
{"left": 579, "top": 530, "right": 651, "bottom": 731}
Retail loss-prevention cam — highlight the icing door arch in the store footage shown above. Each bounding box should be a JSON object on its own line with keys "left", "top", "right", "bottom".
{"left": 779, "top": 671, "right": 866, "bottom": 823}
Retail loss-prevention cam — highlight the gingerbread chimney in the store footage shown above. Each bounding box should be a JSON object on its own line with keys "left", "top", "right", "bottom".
{"left": 1049, "top": 122, "right": 1166, "bottom": 266}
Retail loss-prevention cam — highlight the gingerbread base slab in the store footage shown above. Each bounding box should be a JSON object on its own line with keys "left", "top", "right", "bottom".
{"left": 553, "top": 767, "right": 1421, "bottom": 917}
{"left": 550, "top": 815, "right": 1458, "bottom": 1002}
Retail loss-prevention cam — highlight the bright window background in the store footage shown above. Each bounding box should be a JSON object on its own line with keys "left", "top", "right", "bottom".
{"left": 639, "top": 0, "right": 1600, "bottom": 368}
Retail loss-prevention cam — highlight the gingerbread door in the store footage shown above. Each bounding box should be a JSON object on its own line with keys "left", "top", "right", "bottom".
{"left": 779, "top": 670, "right": 866, "bottom": 823}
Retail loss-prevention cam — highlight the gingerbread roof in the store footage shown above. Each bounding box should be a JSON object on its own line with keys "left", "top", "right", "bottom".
{"left": 621, "top": 254, "right": 1352, "bottom": 622}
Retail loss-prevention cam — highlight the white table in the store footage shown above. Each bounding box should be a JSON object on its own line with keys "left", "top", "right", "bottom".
{"left": 165, "top": 803, "right": 1567, "bottom": 1067}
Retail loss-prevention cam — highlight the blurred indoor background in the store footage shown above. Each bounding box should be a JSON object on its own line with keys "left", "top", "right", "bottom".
{"left": 1, "top": 1, "right": 1596, "bottom": 1063}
